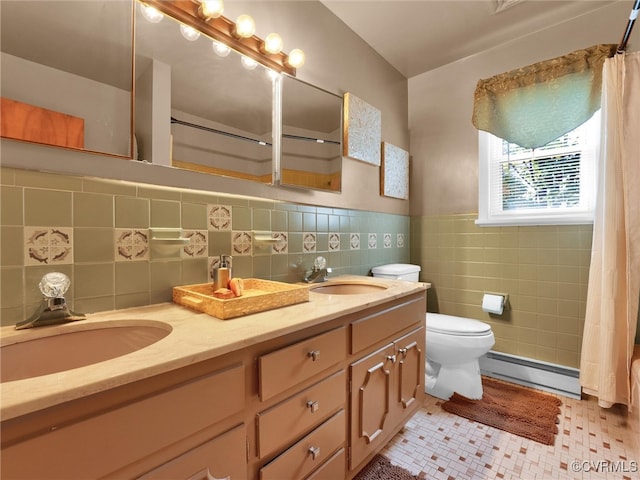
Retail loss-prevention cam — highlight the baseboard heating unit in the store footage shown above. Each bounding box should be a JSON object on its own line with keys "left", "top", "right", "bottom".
{"left": 479, "top": 350, "right": 581, "bottom": 399}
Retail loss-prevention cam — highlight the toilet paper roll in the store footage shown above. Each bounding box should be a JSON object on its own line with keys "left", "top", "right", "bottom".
{"left": 482, "top": 293, "right": 504, "bottom": 315}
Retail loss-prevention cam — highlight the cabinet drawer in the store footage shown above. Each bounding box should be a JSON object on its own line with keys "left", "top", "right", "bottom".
{"left": 259, "top": 327, "right": 347, "bottom": 401}
{"left": 1, "top": 364, "right": 245, "bottom": 479}
{"left": 259, "top": 410, "right": 345, "bottom": 480}
{"left": 305, "top": 448, "right": 345, "bottom": 480}
{"left": 257, "top": 370, "right": 345, "bottom": 458}
{"left": 139, "top": 424, "right": 247, "bottom": 480}
{"left": 351, "top": 296, "right": 424, "bottom": 354}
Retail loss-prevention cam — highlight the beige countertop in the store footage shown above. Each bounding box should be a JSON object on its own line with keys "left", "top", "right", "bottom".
{"left": 0, "top": 276, "right": 428, "bottom": 421}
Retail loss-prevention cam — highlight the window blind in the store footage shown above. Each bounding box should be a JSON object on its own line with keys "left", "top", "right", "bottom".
{"left": 478, "top": 111, "right": 600, "bottom": 226}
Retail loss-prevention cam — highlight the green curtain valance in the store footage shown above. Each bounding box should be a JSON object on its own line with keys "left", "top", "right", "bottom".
{"left": 472, "top": 44, "right": 617, "bottom": 149}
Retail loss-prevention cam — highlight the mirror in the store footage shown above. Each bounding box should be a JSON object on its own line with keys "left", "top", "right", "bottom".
{"left": 0, "top": 0, "right": 134, "bottom": 157}
{"left": 281, "top": 75, "right": 343, "bottom": 192}
{"left": 134, "top": 3, "right": 274, "bottom": 183}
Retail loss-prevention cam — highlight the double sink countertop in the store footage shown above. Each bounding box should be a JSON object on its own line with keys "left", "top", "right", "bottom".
{"left": 0, "top": 276, "right": 428, "bottom": 421}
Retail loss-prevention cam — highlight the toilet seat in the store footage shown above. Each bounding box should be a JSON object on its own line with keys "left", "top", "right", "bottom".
{"left": 427, "top": 313, "right": 491, "bottom": 336}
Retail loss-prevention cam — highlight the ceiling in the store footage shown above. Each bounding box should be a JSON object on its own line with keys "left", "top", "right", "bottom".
{"left": 321, "top": 0, "right": 618, "bottom": 78}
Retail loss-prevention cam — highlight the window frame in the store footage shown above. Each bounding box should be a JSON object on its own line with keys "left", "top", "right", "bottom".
{"left": 476, "top": 112, "right": 600, "bottom": 227}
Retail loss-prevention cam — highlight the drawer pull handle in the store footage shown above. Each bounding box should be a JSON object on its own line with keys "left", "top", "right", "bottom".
{"left": 307, "top": 400, "right": 319, "bottom": 413}
{"left": 308, "top": 446, "right": 321, "bottom": 460}
{"left": 398, "top": 347, "right": 408, "bottom": 356}
{"left": 386, "top": 354, "right": 396, "bottom": 364}
{"left": 308, "top": 350, "right": 321, "bottom": 361}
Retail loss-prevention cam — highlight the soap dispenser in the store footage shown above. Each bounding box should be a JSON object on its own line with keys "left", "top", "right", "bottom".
{"left": 212, "top": 255, "right": 232, "bottom": 290}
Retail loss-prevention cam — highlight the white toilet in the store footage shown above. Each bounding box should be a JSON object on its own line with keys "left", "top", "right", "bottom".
{"left": 371, "top": 264, "right": 495, "bottom": 400}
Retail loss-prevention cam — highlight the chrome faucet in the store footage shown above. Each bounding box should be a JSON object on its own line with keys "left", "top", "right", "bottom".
{"left": 15, "top": 272, "right": 86, "bottom": 330}
{"left": 304, "top": 256, "right": 332, "bottom": 283}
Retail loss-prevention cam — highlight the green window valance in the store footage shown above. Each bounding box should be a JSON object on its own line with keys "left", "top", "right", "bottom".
{"left": 472, "top": 44, "right": 617, "bottom": 149}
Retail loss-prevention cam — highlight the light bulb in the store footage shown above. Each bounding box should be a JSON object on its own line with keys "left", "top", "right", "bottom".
{"left": 263, "top": 33, "right": 283, "bottom": 55}
{"left": 140, "top": 3, "right": 163, "bottom": 23}
{"left": 234, "top": 14, "right": 256, "bottom": 38}
{"left": 267, "top": 69, "right": 279, "bottom": 81}
{"left": 287, "top": 48, "right": 306, "bottom": 68}
{"left": 180, "top": 24, "right": 200, "bottom": 42}
{"left": 198, "top": 0, "right": 224, "bottom": 19}
{"left": 241, "top": 56, "right": 258, "bottom": 70}
{"left": 212, "top": 40, "right": 231, "bottom": 57}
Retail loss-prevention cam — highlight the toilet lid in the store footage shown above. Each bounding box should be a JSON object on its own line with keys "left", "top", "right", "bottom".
{"left": 426, "top": 313, "right": 492, "bottom": 336}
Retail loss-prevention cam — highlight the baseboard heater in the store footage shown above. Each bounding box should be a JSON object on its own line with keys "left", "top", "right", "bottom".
{"left": 479, "top": 350, "right": 581, "bottom": 399}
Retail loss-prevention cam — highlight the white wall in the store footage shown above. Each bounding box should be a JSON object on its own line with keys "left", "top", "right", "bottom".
{"left": 408, "top": 1, "right": 639, "bottom": 216}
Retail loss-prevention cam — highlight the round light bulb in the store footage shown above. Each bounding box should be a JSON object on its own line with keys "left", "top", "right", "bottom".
{"left": 140, "top": 3, "right": 163, "bottom": 23}
{"left": 287, "top": 48, "right": 306, "bottom": 68}
{"left": 263, "top": 33, "right": 283, "bottom": 55}
{"left": 212, "top": 40, "right": 231, "bottom": 57}
{"left": 199, "top": 0, "right": 224, "bottom": 19}
{"left": 234, "top": 14, "right": 256, "bottom": 38}
{"left": 241, "top": 56, "right": 258, "bottom": 70}
{"left": 180, "top": 24, "right": 200, "bottom": 42}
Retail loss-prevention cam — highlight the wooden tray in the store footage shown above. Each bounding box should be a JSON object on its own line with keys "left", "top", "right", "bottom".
{"left": 173, "top": 278, "right": 309, "bottom": 319}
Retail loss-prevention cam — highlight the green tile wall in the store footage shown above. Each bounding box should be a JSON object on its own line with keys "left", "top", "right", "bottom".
{"left": 0, "top": 167, "right": 410, "bottom": 326}
{"left": 411, "top": 213, "right": 592, "bottom": 368}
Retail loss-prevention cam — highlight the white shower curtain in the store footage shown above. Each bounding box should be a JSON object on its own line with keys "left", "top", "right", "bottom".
{"left": 580, "top": 52, "right": 640, "bottom": 408}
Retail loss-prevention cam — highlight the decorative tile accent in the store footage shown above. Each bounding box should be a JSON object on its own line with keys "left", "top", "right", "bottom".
{"left": 207, "top": 205, "right": 232, "bottom": 231}
{"left": 232, "top": 231, "right": 252, "bottom": 256}
{"left": 381, "top": 142, "right": 410, "bottom": 199}
{"left": 114, "top": 229, "right": 149, "bottom": 261}
{"left": 328, "top": 232, "right": 341, "bottom": 252}
{"left": 350, "top": 233, "right": 360, "bottom": 250}
{"left": 24, "top": 227, "right": 73, "bottom": 265}
{"left": 272, "top": 232, "right": 288, "bottom": 254}
{"left": 183, "top": 230, "right": 208, "bottom": 258}
{"left": 303, "top": 232, "right": 317, "bottom": 253}
{"left": 343, "top": 92, "right": 382, "bottom": 166}
{"left": 368, "top": 233, "right": 377, "bottom": 249}
{"left": 383, "top": 233, "right": 392, "bottom": 248}
{"left": 397, "top": 233, "right": 406, "bottom": 248}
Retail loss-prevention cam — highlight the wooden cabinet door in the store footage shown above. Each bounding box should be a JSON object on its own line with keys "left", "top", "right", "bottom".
{"left": 392, "top": 328, "right": 425, "bottom": 425}
{"left": 349, "top": 342, "right": 395, "bottom": 470}
{"left": 138, "top": 424, "right": 247, "bottom": 480}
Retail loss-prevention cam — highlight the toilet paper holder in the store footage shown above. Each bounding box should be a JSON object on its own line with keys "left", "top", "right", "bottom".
{"left": 482, "top": 292, "right": 508, "bottom": 315}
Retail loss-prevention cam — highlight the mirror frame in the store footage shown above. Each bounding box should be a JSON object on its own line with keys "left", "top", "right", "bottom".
{"left": 279, "top": 74, "right": 343, "bottom": 192}
{"left": 137, "top": 0, "right": 343, "bottom": 193}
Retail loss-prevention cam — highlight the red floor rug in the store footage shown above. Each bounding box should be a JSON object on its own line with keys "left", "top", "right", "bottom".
{"left": 441, "top": 377, "right": 562, "bottom": 445}
{"left": 354, "top": 455, "right": 425, "bottom": 480}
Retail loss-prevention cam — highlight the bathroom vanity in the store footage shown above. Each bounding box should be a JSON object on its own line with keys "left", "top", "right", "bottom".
{"left": 0, "top": 276, "right": 428, "bottom": 480}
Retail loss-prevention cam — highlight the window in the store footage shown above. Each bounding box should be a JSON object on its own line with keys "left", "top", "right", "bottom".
{"left": 477, "top": 112, "right": 600, "bottom": 226}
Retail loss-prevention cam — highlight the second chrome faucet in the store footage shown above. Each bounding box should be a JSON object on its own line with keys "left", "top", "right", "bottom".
{"left": 304, "top": 256, "right": 332, "bottom": 283}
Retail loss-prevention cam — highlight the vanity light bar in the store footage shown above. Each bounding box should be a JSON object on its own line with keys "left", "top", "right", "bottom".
{"left": 141, "top": 0, "right": 298, "bottom": 76}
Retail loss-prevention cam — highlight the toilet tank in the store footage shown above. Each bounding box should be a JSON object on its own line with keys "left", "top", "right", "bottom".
{"left": 371, "top": 264, "right": 421, "bottom": 281}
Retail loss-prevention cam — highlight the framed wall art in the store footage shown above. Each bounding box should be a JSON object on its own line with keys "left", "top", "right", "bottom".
{"left": 343, "top": 93, "right": 381, "bottom": 166}
{"left": 381, "top": 142, "right": 409, "bottom": 199}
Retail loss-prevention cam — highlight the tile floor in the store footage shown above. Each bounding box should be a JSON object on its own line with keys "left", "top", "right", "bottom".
{"left": 382, "top": 386, "right": 640, "bottom": 480}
